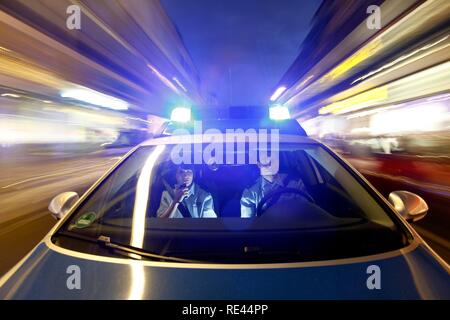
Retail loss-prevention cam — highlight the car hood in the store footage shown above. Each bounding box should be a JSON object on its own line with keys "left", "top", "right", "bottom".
{"left": 0, "top": 242, "right": 449, "bottom": 299}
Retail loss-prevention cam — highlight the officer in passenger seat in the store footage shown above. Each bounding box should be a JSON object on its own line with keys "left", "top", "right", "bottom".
{"left": 157, "top": 164, "right": 217, "bottom": 218}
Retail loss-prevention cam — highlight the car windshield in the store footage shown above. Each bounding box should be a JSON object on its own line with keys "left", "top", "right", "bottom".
{"left": 56, "top": 141, "right": 410, "bottom": 263}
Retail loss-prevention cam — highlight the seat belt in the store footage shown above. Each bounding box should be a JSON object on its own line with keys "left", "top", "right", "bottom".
{"left": 262, "top": 175, "right": 291, "bottom": 213}
{"left": 177, "top": 200, "right": 192, "bottom": 218}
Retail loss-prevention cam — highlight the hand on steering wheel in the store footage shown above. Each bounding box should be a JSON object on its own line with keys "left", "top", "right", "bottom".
{"left": 256, "top": 187, "right": 315, "bottom": 217}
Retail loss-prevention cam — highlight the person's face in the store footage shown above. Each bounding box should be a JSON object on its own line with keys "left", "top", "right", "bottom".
{"left": 258, "top": 161, "right": 277, "bottom": 177}
{"left": 176, "top": 168, "right": 194, "bottom": 187}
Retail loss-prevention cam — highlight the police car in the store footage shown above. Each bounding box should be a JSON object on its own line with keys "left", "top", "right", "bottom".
{"left": 0, "top": 106, "right": 449, "bottom": 299}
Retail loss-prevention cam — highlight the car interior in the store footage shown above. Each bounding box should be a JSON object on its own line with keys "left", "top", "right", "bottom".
{"left": 145, "top": 149, "right": 365, "bottom": 219}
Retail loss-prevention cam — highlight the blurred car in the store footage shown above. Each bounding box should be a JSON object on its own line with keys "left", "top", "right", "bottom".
{"left": 0, "top": 118, "right": 449, "bottom": 299}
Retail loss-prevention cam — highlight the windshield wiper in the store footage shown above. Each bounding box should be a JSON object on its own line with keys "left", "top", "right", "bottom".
{"left": 54, "top": 230, "right": 201, "bottom": 263}
{"left": 96, "top": 235, "right": 202, "bottom": 263}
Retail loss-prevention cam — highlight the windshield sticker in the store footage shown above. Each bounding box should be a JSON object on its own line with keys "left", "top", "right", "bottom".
{"left": 74, "top": 212, "right": 97, "bottom": 228}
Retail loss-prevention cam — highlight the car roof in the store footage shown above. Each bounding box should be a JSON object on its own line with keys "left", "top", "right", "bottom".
{"left": 141, "top": 133, "right": 319, "bottom": 146}
{"left": 159, "top": 118, "right": 308, "bottom": 137}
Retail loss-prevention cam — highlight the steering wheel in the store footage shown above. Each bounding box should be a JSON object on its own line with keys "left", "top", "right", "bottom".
{"left": 256, "top": 187, "right": 315, "bottom": 217}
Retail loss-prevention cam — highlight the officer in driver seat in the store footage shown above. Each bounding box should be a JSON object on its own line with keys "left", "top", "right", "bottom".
{"left": 240, "top": 160, "right": 312, "bottom": 218}
{"left": 157, "top": 164, "right": 217, "bottom": 218}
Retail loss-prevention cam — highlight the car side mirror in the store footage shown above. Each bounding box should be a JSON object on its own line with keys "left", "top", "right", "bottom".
{"left": 48, "top": 192, "right": 79, "bottom": 220}
{"left": 388, "top": 191, "right": 428, "bottom": 222}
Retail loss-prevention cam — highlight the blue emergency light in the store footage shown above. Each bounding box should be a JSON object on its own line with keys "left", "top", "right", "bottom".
{"left": 170, "top": 107, "right": 191, "bottom": 122}
{"left": 269, "top": 105, "right": 291, "bottom": 120}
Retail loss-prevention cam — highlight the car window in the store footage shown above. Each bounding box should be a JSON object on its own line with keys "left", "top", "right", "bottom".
{"left": 57, "top": 143, "right": 409, "bottom": 263}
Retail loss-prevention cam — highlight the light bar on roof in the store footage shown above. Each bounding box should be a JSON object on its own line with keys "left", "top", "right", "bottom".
{"left": 170, "top": 107, "right": 191, "bottom": 122}
{"left": 269, "top": 105, "right": 291, "bottom": 120}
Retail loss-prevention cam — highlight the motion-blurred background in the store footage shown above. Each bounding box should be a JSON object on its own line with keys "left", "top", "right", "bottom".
{"left": 0, "top": 0, "right": 449, "bottom": 275}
